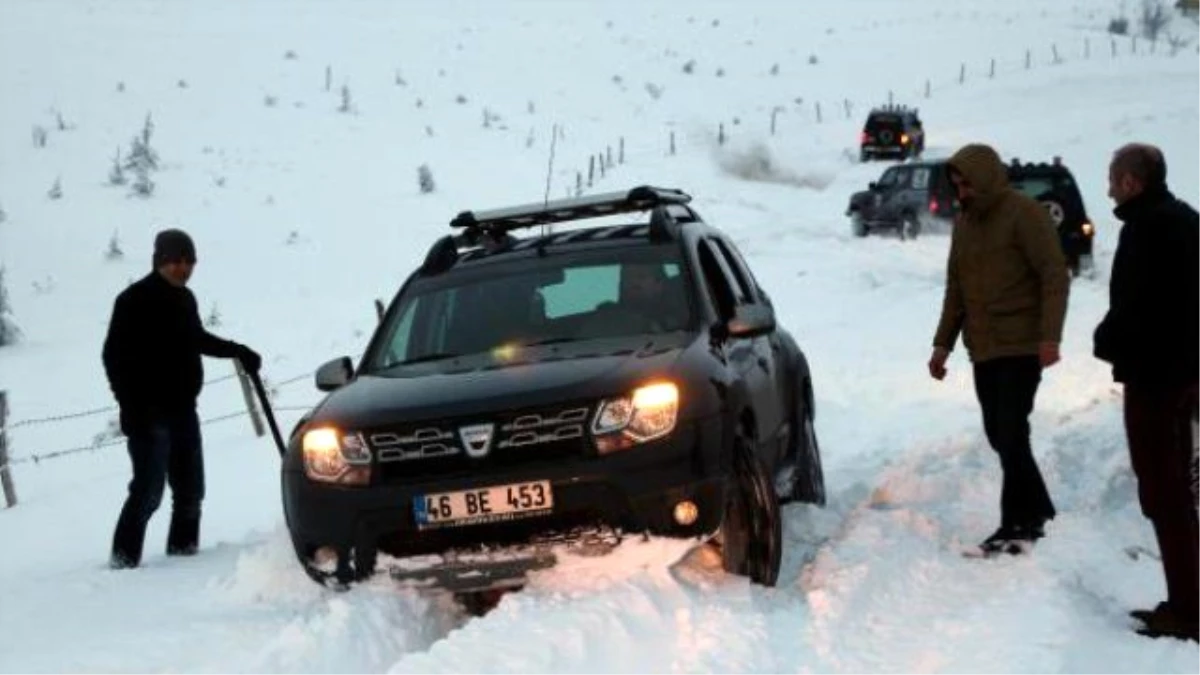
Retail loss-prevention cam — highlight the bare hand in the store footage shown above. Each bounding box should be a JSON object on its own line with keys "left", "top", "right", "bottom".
{"left": 928, "top": 347, "right": 950, "bottom": 381}
{"left": 1039, "top": 342, "right": 1060, "bottom": 368}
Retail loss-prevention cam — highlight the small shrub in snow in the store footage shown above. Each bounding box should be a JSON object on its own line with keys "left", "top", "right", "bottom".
{"left": 0, "top": 267, "right": 20, "bottom": 347}
{"left": 394, "top": 70, "right": 406, "bottom": 86}
{"left": 130, "top": 165, "right": 154, "bottom": 198}
{"left": 1140, "top": 0, "right": 1171, "bottom": 39}
{"left": 808, "top": 54, "right": 820, "bottom": 65}
{"left": 124, "top": 113, "right": 160, "bottom": 173}
{"left": 645, "top": 82, "right": 665, "bottom": 100}
{"left": 338, "top": 85, "right": 353, "bottom": 113}
{"left": 177, "top": 79, "right": 188, "bottom": 89}
{"left": 715, "top": 67, "right": 725, "bottom": 77}
{"left": 425, "top": 125, "right": 434, "bottom": 137}
{"left": 527, "top": 100, "right": 535, "bottom": 114}
{"left": 682, "top": 59, "right": 696, "bottom": 74}
{"left": 418, "top": 164, "right": 436, "bottom": 194}
{"left": 264, "top": 95, "right": 278, "bottom": 107}
{"left": 1109, "top": 16, "right": 1130, "bottom": 34}
{"left": 770, "top": 63, "right": 780, "bottom": 75}
{"left": 109, "top": 148, "right": 126, "bottom": 185}
{"left": 32, "top": 125, "right": 48, "bottom": 148}
{"left": 55, "top": 111, "right": 69, "bottom": 131}
{"left": 116, "top": 81, "right": 126, "bottom": 93}
{"left": 48, "top": 177, "right": 63, "bottom": 200}
{"left": 455, "top": 94, "right": 468, "bottom": 105}
{"left": 106, "top": 231, "right": 124, "bottom": 260}
{"left": 286, "top": 230, "right": 300, "bottom": 245}
{"left": 284, "top": 49, "right": 298, "bottom": 60}
{"left": 204, "top": 303, "right": 221, "bottom": 328}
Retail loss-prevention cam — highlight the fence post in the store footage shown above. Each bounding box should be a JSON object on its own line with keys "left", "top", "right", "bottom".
{"left": 959, "top": 63, "right": 966, "bottom": 84}
{"left": 924, "top": 79, "right": 931, "bottom": 98}
{"left": 814, "top": 102, "right": 822, "bottom": 124}
{"left": 588, "top": 155, "right": 595, "bottom": 186}
{"left": 605, "top": 145, "right": 613, "bottom": 169}
{"left": 234, "top": 362, "right": 265, "bottom": 438}
{"left": 0, "top": 392, "right": 16, "bottom": 508}
{"left": 1112, "top": 38, "right": 1118, "bottom": 57}
{"left": 770, "top": 107, "right": 780, "bottom": 135}
{"left": 1132, "top": 36, "right": 1138, "bottom": 54}
{"left": 325, "top": 65, "right": 332, "bottom": 92}
{"left": 575, "top": 172, "right": 583, "bottom": 196}
{"left": 843, "top": 99, "right": 852, "bottom": 119}
{"left": 1085, "top": 37, "right": 1090, "bottom": 59}
{"left": 1052, "top": 44, "right": 1061, "bottom": 64}
{"left": 1025, "top": 49, "right": 1032, "bottom": 69}
{"left": 619, "top": 137, "right": 625, "bottom": 164}
{"left": 599, "top": 151, "right": 606, "bottom": 178}
{"left": 888, "top": 89, "right": 894, "bottom": 106}
{"left": 718, "top": 123, "right": 726, "bottom": 145}
{"left": 989, "top": 58, "right": 996, "bottom": 78}
{"left": 669, "top": 131, "right": 676, "bottom": 156}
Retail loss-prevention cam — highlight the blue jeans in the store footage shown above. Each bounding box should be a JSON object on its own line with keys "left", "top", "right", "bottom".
{"left": 110, "top": 409, "right": 204, "bottom": 566}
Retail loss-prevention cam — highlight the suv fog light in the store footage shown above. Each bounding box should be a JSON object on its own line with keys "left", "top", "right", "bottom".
{"left": 673, "top": 500, "right": 699, "bottom": 526}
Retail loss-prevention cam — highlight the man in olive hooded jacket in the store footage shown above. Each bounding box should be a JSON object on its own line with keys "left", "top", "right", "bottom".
{"left": 929, "top": 143, "right": 1070, "bottom": 555}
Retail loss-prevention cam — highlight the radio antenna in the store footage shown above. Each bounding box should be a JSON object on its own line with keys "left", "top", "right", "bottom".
{"left": 541, "top": 123, "right": 559, "bottom": 237}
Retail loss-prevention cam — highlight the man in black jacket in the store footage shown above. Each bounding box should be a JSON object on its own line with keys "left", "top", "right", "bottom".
{"left": 103, "top": 229, "right": 262, "bottom": 569}
{"left": 1094, "top": 143, "right": 1199, "bottom": 642}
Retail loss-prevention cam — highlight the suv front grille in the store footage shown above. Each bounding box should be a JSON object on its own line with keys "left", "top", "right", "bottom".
{"left": 371, "top": 403, "right": 593, "bottom": 481}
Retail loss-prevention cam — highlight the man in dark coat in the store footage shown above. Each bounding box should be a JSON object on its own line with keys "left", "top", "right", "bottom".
{"left": 103, "top": 229, "right": 262, "bottom": 569}
{"left": 1094, "top": 143, "right": 1199, "bottom": 642}
{"left": 929, "top": 143, "right": 1070, "bottom": 555}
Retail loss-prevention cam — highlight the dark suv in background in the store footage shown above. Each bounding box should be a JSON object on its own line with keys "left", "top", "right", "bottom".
{"left": 1007, "top": 156, "right": 1095, "bottom": 276}
{"left": 280, "top": 187, "right": 826, "bottom": 600}
{"left": 845, "top": 160, "right": 958, "bottom": 239}
{"left": 859, "top": 105, "right": 925, "bottom": 162}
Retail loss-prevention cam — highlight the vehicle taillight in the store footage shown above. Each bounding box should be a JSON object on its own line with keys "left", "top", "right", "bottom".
{"left": 860, "top": 132, "right": 869, "bottom": 143}
{"left": 929, "top": 198, "right": 939, "bottom": 213}
{"left": 901, "top": 133, "right": 910, "bottom": 145}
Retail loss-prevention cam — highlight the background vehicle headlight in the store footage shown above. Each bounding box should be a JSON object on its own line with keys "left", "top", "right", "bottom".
{"left": 301, "top": 427, "right": 371, "bottom": 485}
{"left": 592, "top": 382, "right": 679, "bottom": 454}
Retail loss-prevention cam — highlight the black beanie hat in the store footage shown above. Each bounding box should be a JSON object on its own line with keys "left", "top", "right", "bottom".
{"left": 153, "top": 229, "right": 196, "bottom": 266}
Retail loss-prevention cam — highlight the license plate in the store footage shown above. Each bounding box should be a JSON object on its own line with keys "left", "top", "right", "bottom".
{"left": 413, "top": 480, "right": 554, "bottom": 529}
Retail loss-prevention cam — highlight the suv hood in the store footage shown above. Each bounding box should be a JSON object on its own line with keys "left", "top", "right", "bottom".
{"left": 309, "top": 333, "right": 691, "bottom": 429}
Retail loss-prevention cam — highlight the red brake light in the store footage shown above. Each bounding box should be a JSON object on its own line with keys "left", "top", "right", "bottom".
{"left": 929, "top": 198, "right": 939, "bottom": 213}
{"left": 860, "top": 132, "right": 869, "bottom": 143}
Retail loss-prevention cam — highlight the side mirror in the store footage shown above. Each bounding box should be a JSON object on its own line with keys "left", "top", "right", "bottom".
{"left": 869, "top": 181, "right": 878, "bottom": 190}
{"left": 315, "top": 356, "right": 354, "bottom": 392}
{"left": 726, "top": 303, "right": 776, "bottom": 339}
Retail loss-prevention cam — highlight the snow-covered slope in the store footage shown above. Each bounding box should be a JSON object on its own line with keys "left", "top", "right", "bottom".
{"left": 1, "top": 0, "right": 1197, "bottom": 671}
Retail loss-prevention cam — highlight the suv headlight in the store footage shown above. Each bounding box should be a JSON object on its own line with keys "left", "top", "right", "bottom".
{"left": 301, "top": 427, "right": 371, "bottom": 485}
{"left": 592, "top": 382, "right": 679, "bottom": 454}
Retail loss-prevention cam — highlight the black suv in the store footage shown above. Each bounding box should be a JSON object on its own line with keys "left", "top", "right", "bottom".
{"left": 845, "top": 160, "right": 959, "bottom": 239}
{"left": 859, "top": 105, "right": 925, "bottom": 162}
{"left": 1007, "top": 157, "right": 1095, "bottom": 276}
{"left": 281, "top": 186, "right": 825, "bottom": 596}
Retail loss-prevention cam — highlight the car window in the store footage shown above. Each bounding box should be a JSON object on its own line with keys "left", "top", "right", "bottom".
{"left": 878, "top": 168, "right": 901, "bottom": 187}
{"left": 710, "top": 237, "right": 759, "bottom": 305}
{"left": 365, "top": 249, "right": 693, "bottom": 371}
{"left": 697, "top": 240, "right": 737, "bottom": 319}
{"left": 912, "top": 168, "right": 931, "bottom": 190}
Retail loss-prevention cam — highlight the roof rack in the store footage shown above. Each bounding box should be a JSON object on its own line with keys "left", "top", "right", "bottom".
{"left": 420, "top": 185, "right": 696, "bottom": 275}
{"left": 450, "top": 185, "right": 693, "bottom": 233}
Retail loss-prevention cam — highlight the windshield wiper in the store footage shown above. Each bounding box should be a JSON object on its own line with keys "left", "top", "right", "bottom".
{"left": 397, "top": 351, "right": 462, "bottom": 366}
{"left": 519, "top": 336, "right": 582, "bottom": 347}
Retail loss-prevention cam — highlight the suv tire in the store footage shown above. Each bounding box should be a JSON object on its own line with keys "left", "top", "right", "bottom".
{"left": 718, "top": 432, "right": 782, "bottom": 586}
{"left": 899, "top": 212, "right": 921, "bottom": 241}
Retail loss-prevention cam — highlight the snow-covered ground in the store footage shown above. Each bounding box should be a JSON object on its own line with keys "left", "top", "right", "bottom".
{"left": 1, "top": 0, "right": 1197, "bottom": 671}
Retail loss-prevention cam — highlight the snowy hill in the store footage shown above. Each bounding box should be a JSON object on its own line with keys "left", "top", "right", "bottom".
{"left": 0, "top": 0, "right": 1197, "bottom": 671}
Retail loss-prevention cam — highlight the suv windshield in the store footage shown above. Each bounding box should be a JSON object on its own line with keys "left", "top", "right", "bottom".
{"left": 365, "top": 245, "right": 693, "bottom": 371}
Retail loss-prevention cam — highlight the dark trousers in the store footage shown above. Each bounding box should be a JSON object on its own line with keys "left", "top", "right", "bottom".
{"left": 1124, "top": 383, "right": 1199, "bottom": 621}
{"left": 111, "top": 409, "right": 205, "bottom": 566}
{"left": 973, "top": 355, "right": 1057, "bottom": 529}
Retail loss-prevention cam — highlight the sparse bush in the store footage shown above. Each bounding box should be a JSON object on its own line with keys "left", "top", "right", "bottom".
{"left": 109, "top": 148, "right": 126, "bottom": 185}
{"left": 124, "top": 113, "right": 160, "bottom": 173}
{"left": 204, "top": 303, "right": 221, "bottom": 328}
{"left": 1109, "top": 16, "right": 1130, "bottom": 34}
{"left": 682, "top": 59, "right": 696, "bottom": 74}
{"left": 264, "top": 95, "right": 278, "bottom": 107}
{"left": 116, "top": 81, "right": 126, "bottom": 93}
{"left": 177, "top": 79, "right": 188, "bottom": 89}
{"left": 106, "top": 231, "right": 124, "bottom": 260}
{"left": 32, "top": 125, "right": 48, "bottom": 148}
{"left": 808, "top": 54, "right": 820, "bottom": 65}
{"left": 645, "top": 82, "right": 665, "bottom": 100}
{"left": 284, "top": 49, "right": 298, "bottom": 60}
{"left": 394, "top": 70, "right": 406, "bottom": 86}
{"left": 455, "top": 94, "right": 468, "bottom": 105}
{"left": 130, "top": 165, "right": 154, "bottom": 198}
{"left": 425, "top": 125, "right": 434, "bottom": 137}
{"left": 0, "top": 267, "right": 20, "bottom": 346}
{"left": 47, "top": 177, "right": 62, "bottom": 200}
{"left": 338, "top": 85, "right": 353, "bottom": 113}
{"left": 418, "top": 164, "right": 436, "bottom": 194}
{"left": 527, "top": 100, "right": 536, "bottom": 114}
{"left": 1140, "top": 0, "right": 1171, "bottom": 38}
{"left": 770, "top": 63, "right": 780, "bottom": 76}
{"left": 715, "top": 67, "right": 725, "bottom": 77}
{"left": 55, "top": 111, "right": 69, "bottom": 131}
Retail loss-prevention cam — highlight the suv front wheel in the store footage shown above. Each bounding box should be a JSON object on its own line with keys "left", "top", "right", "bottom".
{"left": 717, "top": 431, "right": 782, "bottom": 586}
